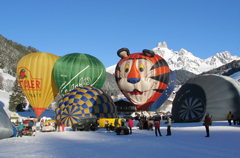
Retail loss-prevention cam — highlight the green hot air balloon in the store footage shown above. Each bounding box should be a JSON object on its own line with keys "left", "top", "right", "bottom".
{"left": 53, "top": 53, "right": 106, "bottom": 95}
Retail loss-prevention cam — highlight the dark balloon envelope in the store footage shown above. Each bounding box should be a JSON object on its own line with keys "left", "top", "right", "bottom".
{"left": 172, "top": 74, "right": 240, "bottom": 122}
{"left": 0, "top": 101, "right": 14, "bottom": 139}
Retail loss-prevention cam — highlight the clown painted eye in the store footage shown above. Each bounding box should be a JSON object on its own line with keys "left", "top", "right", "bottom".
{"left": 125, "top": 64, "right": 129, "bottom": 73}
{"left": 139, "top": 63, "right": 144, "bottom": 72}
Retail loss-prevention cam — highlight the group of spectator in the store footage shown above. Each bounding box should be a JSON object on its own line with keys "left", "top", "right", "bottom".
{"left": 227, "top": 111, "right": 239, "bottom": 126}
{"left": 203, "top": 111, "right": 240, "bottom": 138}
{"left": 128, "top": 115, "right": 172, "bottom": 136}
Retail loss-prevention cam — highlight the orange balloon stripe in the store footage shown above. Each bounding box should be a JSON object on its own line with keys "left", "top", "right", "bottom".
{"left": 33, "top": 107, "right": 47, "bottom": 118}
{"left": 154, "top": 66, "right": 170, "bottom": 76}
{"left": 158, "top": 82, "right": 168, "bottom": 89}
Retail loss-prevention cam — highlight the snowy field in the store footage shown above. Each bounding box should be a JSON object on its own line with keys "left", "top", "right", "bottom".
{"left": 1, "top": 91, "right": 240, "bottom": 158}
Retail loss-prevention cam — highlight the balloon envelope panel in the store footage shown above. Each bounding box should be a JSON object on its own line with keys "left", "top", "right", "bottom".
{"left": 148, "top": 70, "right": 176, "bottom": 111}
{"left": 0, "top": 103, "right": 14, "bottom": 139}
{"left": 53, "top": 53, "right": 106, "bottom": 95}
{"left": 55, "top": 86, "right": 118, "bottom": 126}
{"left": 17, "top": 53, "right": 59, "bottom": 117}
{"left": 172, "top": 74, "right": 240, "bottom": 122}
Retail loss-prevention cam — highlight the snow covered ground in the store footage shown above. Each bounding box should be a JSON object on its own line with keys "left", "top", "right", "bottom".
{"left": 1, "top": 91, "right": 240, "bottom": 158}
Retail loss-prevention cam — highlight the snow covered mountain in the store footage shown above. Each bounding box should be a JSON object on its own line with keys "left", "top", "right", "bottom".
{"left": 106, "top": 42, "right": 240, "bottom": 75}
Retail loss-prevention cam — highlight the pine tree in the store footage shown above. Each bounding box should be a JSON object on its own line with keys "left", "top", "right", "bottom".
{"left": 9, "top": 78, "right": 26, "bottom": 111}
{"left": 49, "top": 93, "right": 62, "bottom": 110}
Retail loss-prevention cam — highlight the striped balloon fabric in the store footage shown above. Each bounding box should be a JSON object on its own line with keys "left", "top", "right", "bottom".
{"left": 55, "top": 86, "right": 118, "bottom": 127}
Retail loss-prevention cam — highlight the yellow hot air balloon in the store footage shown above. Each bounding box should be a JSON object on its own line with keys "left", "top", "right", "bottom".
{"left": 17, "top": 52, "right": 59, "bottom": 117}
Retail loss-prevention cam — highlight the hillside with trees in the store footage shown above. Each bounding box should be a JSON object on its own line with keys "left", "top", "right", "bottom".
{"left": 0, "top": 34, "right": 39, "bottom": 77}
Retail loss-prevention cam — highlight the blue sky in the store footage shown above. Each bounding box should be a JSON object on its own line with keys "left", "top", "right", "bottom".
{"left": 1, "top": 0, "right": 240, "bottom": 68}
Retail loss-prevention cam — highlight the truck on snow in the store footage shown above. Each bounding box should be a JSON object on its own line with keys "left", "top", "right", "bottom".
{"left": 72, "top": 116, "right": 98, "bottom": 131}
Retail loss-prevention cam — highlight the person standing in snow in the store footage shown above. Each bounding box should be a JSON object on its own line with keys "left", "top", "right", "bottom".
{"left": 154, "top": 117, "right": 162, "bottom": 137}
{"left": 227, "top": 111, "right": 233, "bottom": 125}
{"left": 40, "top": 119, "right": 44, "bottom": 128}
{"left": 166, "top": 116, "right": 172, "bottom": 136}
{"left": 126, "top": 118, "right": 133, "bottom": 134}
{"left": 57, "top": 119, "right": 61, "bottom": 132}
{"left": 203, "top": 113, "right": 211, "bottom": 137}
{"left": 17, "top": 122, "right": 24, "bottom": 137}
{"left": 115, "top": 117, "right": 119, "bottom": 131}
{"left": 121, "top": 117, "right": 126, "bottom": 127}
{"left": 32, "top": 125, "right": 36, "bottom": 136}
{"left": 104, "top": 120, "right": 110, "bottom": 131}
{"left": 232, "top": 112, "right": 238, "bottom": 125}
{"left": 147, "top": 119, "right": 153, "bottom": 131}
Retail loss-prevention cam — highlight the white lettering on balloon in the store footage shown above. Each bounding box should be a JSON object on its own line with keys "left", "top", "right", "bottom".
{"left": 59, "top": 65, "right": 91, "bottom": 93}
{"left": 79, "top": 77, "right": 91, "bottom": 87}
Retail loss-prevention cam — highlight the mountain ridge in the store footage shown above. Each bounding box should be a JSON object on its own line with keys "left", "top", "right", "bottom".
{"left": 106, "top": 41, "right": 240, "bottom": 75}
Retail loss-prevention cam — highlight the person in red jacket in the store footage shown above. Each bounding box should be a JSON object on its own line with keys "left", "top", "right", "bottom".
{"left": 203, "top": 113, "right": 211, "bottom": 137}
{"left": 154, "top": 117, "right": 162, "bottom": 137}
{"left": 126, "top": 119, "right": 133, "bottom": 134}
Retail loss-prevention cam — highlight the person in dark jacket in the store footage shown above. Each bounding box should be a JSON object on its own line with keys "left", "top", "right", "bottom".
{"left": 227, "top": 111, "right": 233, "bottom": 125}
{"left": 114, "top": 117, "right": 119, "bottom": 131}
{"left": 121, "top": 117, "right": 126, "bottom": 127}
{"left": 126, "top": 119, "right": 133, "bottom": 134}
{"left": 166, "top": 116, "right": 172, "bottom": 136}
{"left": 203, "top": 113, "right": 211, "bottom": 137}
{"left": 232, "top": 112, "right": 238, "bottom": 125}
{"left": 154, "top": 117, "right": 162, "bottom": 137}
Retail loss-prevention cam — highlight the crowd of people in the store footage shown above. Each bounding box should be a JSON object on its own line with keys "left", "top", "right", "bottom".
{"left": 15, "top": 111, "right": 240, "bottom": 138}
{"left": 119, "top": 111, "right": 240, "bottom": 138}
{"left": 119, "top": 114, "right": 172, "bottom": 137}
{"left": 202, "top": 111, "right": 240, "bottom": 138}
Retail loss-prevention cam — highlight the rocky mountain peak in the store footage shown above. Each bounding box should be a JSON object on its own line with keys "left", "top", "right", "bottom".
{"left": 157, "top": 41, "right": 168, "bottom": 48}
{"left": 107, "top": 42, "right": 240, "bottom": 75}
{"left": 152, "top": 42, "right": 240, "bottom": 74}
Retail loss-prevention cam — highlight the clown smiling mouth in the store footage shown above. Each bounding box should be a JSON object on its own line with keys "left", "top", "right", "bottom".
{"left": 130, "top": 89, "right": 143, "bottom": 95}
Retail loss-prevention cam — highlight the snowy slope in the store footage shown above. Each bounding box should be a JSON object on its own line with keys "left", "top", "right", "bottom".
{"left": 230, "top": 71, "right": 240, "bottom": 82}
{"left": 0, "top": 69, "right": 15, "bottom": 92}
{"left": 0, "top": 90, "right": 12, "bottom": 117}
{"left": 106, "top": 65, "right": 116, "bottom": 75}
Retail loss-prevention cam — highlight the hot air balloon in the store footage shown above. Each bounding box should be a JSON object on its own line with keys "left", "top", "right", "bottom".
{"left": 17, "top": 53, "right": 59, "bottom": 117}
{"left": 148, "top": 70, "right": 176, "bottom": 111}
{"left": 0, "top": 101, "right": 14, "bottom": 139}
{"left": 172, "top": 74, "right": 240, "bottom": 122}
{"left": 115, "top": 48, "right": 170, "bottom": 111}
{"left": 53, "top": 53, "right": 106, "bottom": 95}
{"left": 55, "top": 86, "right": 118, "bottom": 127}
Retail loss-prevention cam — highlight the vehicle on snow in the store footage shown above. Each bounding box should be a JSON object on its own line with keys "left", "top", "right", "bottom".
{"left": 72, "top": 116, "right": 98, "bottom": 131}
{"left": 22, "top": 120, "right": 34, "bottom": 136}
{"left": 41, "top": 120, "right": 56, "bottom": 132}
